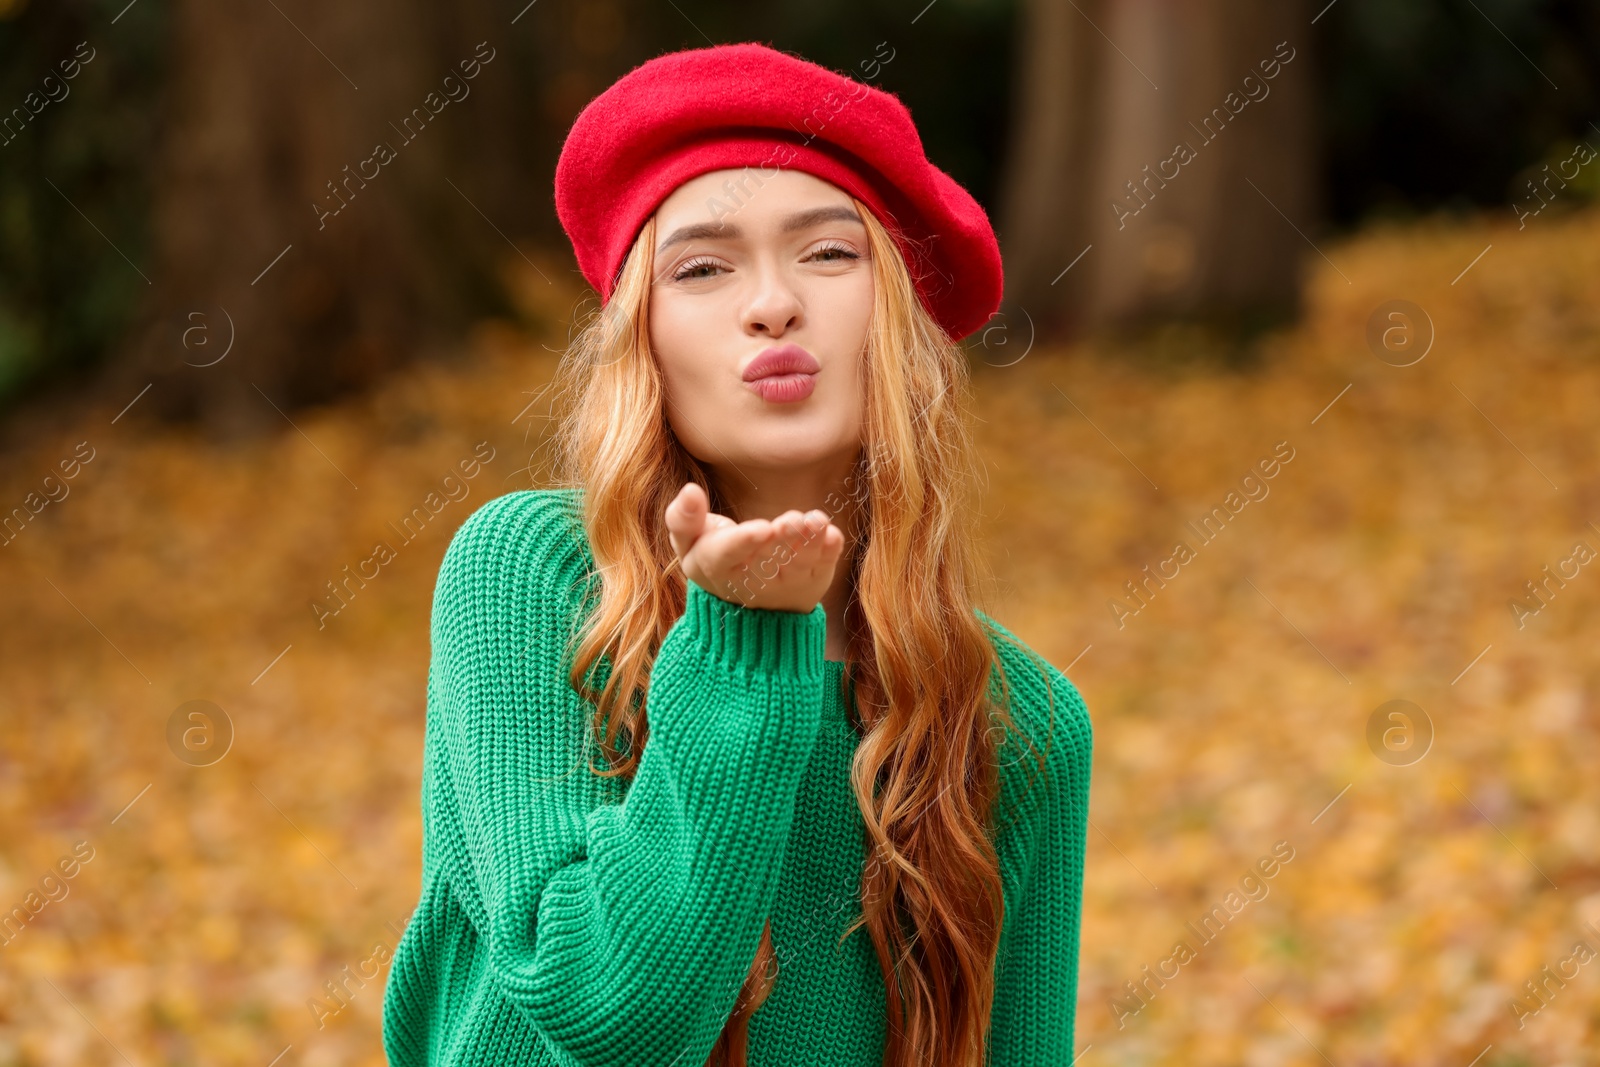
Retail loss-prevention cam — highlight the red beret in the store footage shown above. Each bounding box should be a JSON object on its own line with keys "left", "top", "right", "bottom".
{"left": 553, "top": 42, "right": 1004, "bottom": 342}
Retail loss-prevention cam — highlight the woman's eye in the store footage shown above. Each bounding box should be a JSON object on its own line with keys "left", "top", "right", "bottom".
{"left": 670, "top": 243, "right": 860, "bottom": 282}
{"left": 672, "top": 258, "right": 723, "bottom": 282}
{"left": 808, "top": 243, "right": 860, "bottom": 264}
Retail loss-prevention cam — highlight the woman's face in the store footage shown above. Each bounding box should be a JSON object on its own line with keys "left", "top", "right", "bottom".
{"left": 648, "top": 167, "right": 873, "bottom": 490}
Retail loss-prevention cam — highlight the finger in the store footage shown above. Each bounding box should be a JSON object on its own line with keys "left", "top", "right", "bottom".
{"left": 819, "top": 522, "right": 845, "bottom": 561}
{"left": 774, "top": 510, "right": 828, "bottom": 561}
{"left": 742, "top": 511, "right": 819, "bottom": 579}
{"left": 754, "top": 511, "right": 803, "bottom": 563}
{"left": 789, "top": 520, "right": 843, "bottom": 572}
{"left": 794, "top": 510, "right": 832, "bottom": 552}
{"left": 794, "top": 524, "right": 846, "bottom": 582}
{"left": 665, "top": 483, "right": 706, "bottom": 559}
{"left": 700, "top": 518, "right": 778, "bottom": 576}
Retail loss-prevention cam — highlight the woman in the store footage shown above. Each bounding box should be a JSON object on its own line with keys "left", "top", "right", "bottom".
{"left": 383, "top": 42, "right": 1092, "bottom": 1067}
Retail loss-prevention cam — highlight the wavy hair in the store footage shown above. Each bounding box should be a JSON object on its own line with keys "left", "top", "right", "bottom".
{"left": 546, "top": 193, "right": 1051, "bottom": 1067}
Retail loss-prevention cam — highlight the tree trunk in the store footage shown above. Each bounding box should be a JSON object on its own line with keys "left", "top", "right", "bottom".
{"left": 995, "top": 0, "right": 1109, "bottom": 341}
{"left": 100, "top": 0, "right": 519, "bottom": 440}
{"left": 998, "top": 0, "right": 1318, "bottom": 342}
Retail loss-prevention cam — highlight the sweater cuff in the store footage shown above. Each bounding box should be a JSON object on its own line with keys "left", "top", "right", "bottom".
{"left": 682, "top": 579, "right": 827, "bottom": 676}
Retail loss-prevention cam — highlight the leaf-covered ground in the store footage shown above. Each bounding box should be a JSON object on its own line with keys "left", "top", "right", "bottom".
{"left": 1, "top": 203, "right": 1597, "bottom": 1066}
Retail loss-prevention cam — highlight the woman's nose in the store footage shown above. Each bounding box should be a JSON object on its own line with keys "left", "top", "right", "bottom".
{"left": 744, "top": 265, "right": 803, "bottom": 335}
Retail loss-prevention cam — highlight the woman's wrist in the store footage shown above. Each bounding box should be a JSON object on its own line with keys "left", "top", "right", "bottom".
{"left": 683, "top": 579, "right": 826, "bottom": 675}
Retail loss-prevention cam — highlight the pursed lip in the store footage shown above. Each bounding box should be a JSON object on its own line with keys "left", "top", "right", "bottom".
{"left": 742, "top": 344, "right": 821, "bottom": 382}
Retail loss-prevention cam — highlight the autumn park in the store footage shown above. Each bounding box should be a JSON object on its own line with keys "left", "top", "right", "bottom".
{"left": 2, "top": 1, "right": 1599, "bottom": 1065}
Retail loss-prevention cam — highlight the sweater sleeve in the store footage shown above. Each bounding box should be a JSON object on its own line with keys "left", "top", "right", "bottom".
{"left": 429, "top": 491, "right": 828, "bottom": 1067}
{"left": 985, "top": 629, "right": 1094, "bottom": 1066}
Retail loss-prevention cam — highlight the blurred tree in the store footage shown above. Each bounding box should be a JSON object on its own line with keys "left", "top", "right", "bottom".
{"left": 95, "top": 0, "right": 531, "bottom": 440}
{"left": 5, "top": 0, "right": 1592, "bottom": 426}
{"left": 998, "top": 0, "right": 1317, "bottom": 344}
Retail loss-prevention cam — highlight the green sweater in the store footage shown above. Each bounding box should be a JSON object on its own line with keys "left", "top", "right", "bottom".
{"left": 382, "top": 488, "right": 1092, "bottom": 1066}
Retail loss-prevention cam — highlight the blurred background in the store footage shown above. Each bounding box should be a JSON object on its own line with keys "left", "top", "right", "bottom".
{"left": 2, "top": 0, "right": 1598, "bottom": 1064}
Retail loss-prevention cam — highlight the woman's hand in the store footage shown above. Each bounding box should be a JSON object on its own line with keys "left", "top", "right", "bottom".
{"left": 664, "top": 482, "right": 846, "bottom": 614}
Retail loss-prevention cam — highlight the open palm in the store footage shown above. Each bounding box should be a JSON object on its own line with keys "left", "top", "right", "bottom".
{"left": 664, "top": 482, "right": 845, "bottom": 614}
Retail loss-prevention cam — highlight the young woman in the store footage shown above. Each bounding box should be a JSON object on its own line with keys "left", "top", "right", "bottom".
{"left": 383, "top": 42, "right": 1092, "bottom": 1067}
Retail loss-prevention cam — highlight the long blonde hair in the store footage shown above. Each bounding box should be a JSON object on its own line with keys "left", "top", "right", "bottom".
{"left": 547, "top": 194, "right": 1049, "bottom": 1067}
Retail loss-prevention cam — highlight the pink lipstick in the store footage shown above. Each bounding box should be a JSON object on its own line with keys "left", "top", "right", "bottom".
{"left": 742, "top": 343, "right": 820, "bottom": 403}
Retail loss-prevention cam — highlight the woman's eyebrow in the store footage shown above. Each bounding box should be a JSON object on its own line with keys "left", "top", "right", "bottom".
{"left": 656, "top": 205, "right": 864, "bottom": 256}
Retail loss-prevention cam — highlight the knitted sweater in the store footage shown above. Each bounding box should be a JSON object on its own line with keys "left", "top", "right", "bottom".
{"left": 381, "top": 487, "right": 1092, "bottom": 1066}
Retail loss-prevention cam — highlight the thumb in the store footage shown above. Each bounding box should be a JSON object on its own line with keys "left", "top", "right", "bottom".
{"left": 665, "top": 482, "right": 707, "bottom": 559}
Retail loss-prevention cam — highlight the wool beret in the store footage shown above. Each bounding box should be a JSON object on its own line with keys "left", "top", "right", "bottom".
{"left": 553, "top": 41, "right": 1004, "bottom": 342}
